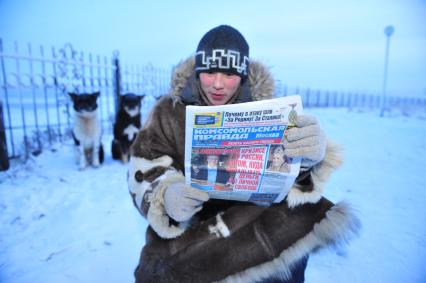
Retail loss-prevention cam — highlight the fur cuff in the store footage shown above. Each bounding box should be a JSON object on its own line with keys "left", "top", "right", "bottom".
{"left": 128, "top": 155, "right": 175, "bottom": 212}
{"left": 221, "top": 202, "right": 361, "bottom": 283}
{"left": 286, "top": 140, "right": 343, "bottom": 208}
{"left": 147, "top": 171, "right": 190, "bottom": 239}
{"left": 128, "top": 155, "right": 190, "bottom": 239}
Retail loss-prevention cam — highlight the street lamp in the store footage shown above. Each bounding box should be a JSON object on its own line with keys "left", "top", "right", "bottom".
{"left": 380, "top": 25, "right": 395, "bottom": 117}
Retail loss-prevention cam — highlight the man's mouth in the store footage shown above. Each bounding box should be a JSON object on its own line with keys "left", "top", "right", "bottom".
{"left": 210, "top": 93, "right": 224, "bottom": 100}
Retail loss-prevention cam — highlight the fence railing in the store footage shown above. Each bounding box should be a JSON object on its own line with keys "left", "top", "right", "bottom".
{"left": 274, "top": 82, "right": 426, "bottom": 110}
{"left": 0, "top": 39, "right": 169, "bottom": 170}
{"left": 1, "top": 38, "right": 425, "bottom": 171}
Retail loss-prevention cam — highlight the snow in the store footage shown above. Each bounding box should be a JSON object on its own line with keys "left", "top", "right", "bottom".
{"left": 1, "top": 108, "right": 426, "bottom": 283}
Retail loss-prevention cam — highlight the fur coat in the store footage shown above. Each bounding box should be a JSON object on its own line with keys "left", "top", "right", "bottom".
{"left": 128, "top": 57, "right": 360, "bottom": 282}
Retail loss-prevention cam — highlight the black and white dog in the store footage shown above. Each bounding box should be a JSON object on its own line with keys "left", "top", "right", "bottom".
{"left": 68, "top": 92, "right": 104, "bottom": 170}
{"left": 112, "top": 93, "right": 145, "bottom": 163}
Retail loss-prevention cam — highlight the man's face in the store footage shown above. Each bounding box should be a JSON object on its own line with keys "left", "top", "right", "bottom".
{"left": 272, "top": 153, "right": 284, "bottom": 167}
{"left": 199, "top": 72, "right": 241, "bottom": 105}
{"left": 207, "top": 155, "right": 219, "bottom": 169}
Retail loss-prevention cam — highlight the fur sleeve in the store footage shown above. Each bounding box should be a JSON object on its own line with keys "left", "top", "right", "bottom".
{"left": 128, "top": 156, "right": 190, "bottom": 239}
{"left": 286, "top": 139, "right": 343, "bottom": 208}
{"left": 128, "top": 97, "right": 189, "bottom": 239}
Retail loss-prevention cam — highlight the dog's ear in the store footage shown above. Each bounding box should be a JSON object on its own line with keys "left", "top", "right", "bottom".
{"left": 133, "top": 94, "right": 144, "bottom": 102}
{"left": 68, "top": 92, "right": 77, "bottom": 101}
{"left": 121, "top": 93, "right": 135, "bottom": 98}
{"left": 93, "top": 91, "right": 100, "bottom": 98}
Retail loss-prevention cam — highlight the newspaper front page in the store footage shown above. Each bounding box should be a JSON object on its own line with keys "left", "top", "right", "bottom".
{"left": 184, "top": 95, "right": 303, "bottom": 204}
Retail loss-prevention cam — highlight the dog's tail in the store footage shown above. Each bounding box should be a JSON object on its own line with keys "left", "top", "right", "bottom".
{"left": 99, "top": 144, "right": 104, "bottom": 164}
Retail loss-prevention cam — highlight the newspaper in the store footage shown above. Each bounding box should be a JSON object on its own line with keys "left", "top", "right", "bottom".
{"left": 184, "top": 95, "right": 303, "bottom": 204}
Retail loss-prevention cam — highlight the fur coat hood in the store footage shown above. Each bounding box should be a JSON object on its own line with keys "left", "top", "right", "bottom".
{"left": 128, "top": 57, "right": 361, "bottom": 283}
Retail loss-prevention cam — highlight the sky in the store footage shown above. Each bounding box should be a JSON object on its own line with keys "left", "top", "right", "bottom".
{"left": 0, "top": 0, "right": 425, "bottom": 96}
{"left": 1, "top": 2, "right": 426, "bottom": 281}
{"left": 1, "top": 107, "right": 426, "bottom": 282}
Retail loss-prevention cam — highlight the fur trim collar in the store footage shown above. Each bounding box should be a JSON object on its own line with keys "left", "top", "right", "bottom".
{"left": 170, "top": 56, "right": 275, "bottom": 105}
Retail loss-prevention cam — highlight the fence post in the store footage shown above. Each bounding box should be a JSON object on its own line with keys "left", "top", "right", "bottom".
{"left": 0, "top": 99, "right": 9, "bottom": 171}
{"left": 112, "top": 50, "right": 121, "bottom": 114}
{"left": 0, "top": 38, "right": 10, "bottom": 169}
{"left": 305, "top": 88, "right": 310, "bottom": 108}
{"left": 353, "top": 93, "right": 358, "bottom": 109}
{"left": 316, "top": 90, "right": 321, "bottom": 107}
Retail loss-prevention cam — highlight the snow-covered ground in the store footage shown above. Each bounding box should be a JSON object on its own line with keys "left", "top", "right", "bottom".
{"left": 1, "top": 108, "right": 426, "bottom": 283}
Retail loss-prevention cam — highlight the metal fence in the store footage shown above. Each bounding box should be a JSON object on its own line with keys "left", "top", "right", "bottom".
{"left": 0, "top": 39, "right": 169, "bottom": 169}
{"left": 1, "top": 38, "right": 425, "bottom": 170}
{"left": 274, "top": 82, "right": 426, "bottom": 110}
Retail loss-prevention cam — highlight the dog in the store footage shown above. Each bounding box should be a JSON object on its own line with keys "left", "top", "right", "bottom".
{"left": 68, "top": 91, "right": 104, "bottom": 170}
{"left": 111, "top": 93, "right": 145, "bottom": 163}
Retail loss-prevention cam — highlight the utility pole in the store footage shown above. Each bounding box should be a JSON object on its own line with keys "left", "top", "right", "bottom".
{"left": 380, "top": 25, "right": 395, "bottom": 117}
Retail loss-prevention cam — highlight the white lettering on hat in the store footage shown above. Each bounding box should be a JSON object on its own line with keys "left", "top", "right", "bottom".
{"left": 195, "top": 49, "right": 249, "bottom": 76}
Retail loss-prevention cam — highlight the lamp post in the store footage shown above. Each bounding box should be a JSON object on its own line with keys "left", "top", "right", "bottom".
{"left": 380, "top": 25, "right": 395, "bottom": 117}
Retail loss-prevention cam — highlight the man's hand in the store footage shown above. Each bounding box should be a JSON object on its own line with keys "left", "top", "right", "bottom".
{"left": 164, "top": 182, "right": 209, "bottom": 222}
{"left": 284, "top": 115, "right": 326, "bottom": 169}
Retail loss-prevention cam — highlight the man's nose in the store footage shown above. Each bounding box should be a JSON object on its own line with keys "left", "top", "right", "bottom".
{"left": 212, "top": 73, "right": 225, "bottom": 89}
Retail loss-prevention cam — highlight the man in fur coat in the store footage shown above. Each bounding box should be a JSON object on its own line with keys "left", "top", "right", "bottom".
{"left": 128, "top": 25, "right": 360, "bottom": 283}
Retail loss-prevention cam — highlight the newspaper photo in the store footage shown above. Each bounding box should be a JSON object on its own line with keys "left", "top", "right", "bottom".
{"left": 184, "top": 95, "right": 303, "bottom": 204}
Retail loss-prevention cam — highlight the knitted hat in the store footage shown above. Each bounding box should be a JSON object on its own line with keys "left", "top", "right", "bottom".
{"left": 195, "top": 25, "right": 249, "bottom": 84}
